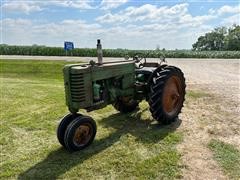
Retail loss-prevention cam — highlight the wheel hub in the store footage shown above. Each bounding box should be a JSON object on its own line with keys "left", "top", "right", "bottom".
{"left": 73, "top": 123, "right": 92, "bottom": 147}
{"left": 162, "top": 76, "right": 183, "bottom": 116}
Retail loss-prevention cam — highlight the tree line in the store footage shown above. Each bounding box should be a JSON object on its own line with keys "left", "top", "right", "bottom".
{"left": 192, "top": 25, "right": 240, "bottom": 51}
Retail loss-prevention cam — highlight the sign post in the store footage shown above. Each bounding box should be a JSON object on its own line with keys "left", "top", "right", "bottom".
{"left": 64, "top": 41, "right": 74, "bottom": 56}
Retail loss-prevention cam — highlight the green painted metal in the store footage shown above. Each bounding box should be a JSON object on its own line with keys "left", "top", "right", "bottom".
{"left": 93, "top": 82, "right": 101, "bottom": 101}
{"left": 63, "top": 61, "right": 136, "bottom": 113}
{"left": 136, "top": 74, "right": 145, "bottom": 82}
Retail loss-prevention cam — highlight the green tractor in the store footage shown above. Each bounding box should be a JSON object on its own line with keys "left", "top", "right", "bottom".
{"left": 57, "top": 40, "right": 186, "bottom": 151}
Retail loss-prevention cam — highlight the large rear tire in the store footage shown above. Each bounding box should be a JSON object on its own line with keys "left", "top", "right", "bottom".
{"left": 148, "top": 66, "right": 186, "bottom": 124}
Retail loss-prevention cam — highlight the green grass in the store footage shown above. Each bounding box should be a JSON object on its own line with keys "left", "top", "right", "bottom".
{"left": 0, "top": 60, "right": 75, "bottom": 79}
{"left": 208, "top": 139, "right": 240, "bottom": 179}
{"left": 0, "top": 60, "right": 183, "bottom": 179}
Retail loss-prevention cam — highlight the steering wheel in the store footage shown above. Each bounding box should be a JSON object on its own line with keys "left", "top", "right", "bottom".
{"left": 133, "top": 53, "right": 146, "bottom": 69}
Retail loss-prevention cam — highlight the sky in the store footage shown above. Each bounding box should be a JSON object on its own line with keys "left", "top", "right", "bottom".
{"left": 0, "top": 0, "right": 240, "bottom": 50}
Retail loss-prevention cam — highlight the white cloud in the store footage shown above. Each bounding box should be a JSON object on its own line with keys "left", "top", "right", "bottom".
{"left": 217, "top": 5, "right": 240, "bottom": 15}
{"left": 2, "top": 1, "right": 42, "bottom": 14}
{"left": 1, "top": 18, "right": 103, "bottom": 47}
{"left": 221, "top": 14, "right": 240, "bottom": 26}
{"left": 2, "top": 18, "right": 32, "bottom": 26}
{"left": 96, "top": 4, "right": 162, "bottom": 23}
{"left": 1, "top": 17, "right": 212, "bottom": 49}
{"left": 100, "top": 0, "right": 128, "bottom": 10}
{"left": 1, "top": 0, "right": 95, "bottom": 14}
{"left": 96, "top": 12, "right": 123, "bottom": 23}
{"left": 179, "top": 14, "right": 216, "bottom": 27}
{"left": 208, "top": 8, "right": 215, "bottom": 15}
{"left": 208, "top": 5, "right": 240, "bottom": 16}
{"left": 44, "top": 1, "right": 95, "bottom": 9}
{"left": 1, "top": 18, "right": 34, "bottom": 44}
{"left": 96, "top": 3, "right": 215, "bottom": 27}
{"left": 96, "top": 3, "right": 193, "bottom": 24}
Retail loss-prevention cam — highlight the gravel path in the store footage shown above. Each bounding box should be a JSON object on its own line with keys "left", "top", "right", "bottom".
{"left": 167, "top": 59, "right": 240, "bottom": 105}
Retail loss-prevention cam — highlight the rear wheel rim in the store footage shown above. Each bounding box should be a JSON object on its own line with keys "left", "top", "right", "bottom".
{"left": 73, "top": 123, "right": 93, "bottom": 147}
{"left": 162, "top": 76, "right": 183, "bottom": 116}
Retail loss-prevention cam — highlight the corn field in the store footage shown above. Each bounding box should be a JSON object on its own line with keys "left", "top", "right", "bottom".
{"left": 0, "top": 44, "right": 240, "bottom": 59}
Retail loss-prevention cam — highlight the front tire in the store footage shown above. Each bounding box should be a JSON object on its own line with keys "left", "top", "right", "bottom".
{"left": 148, "top": 66, "right": 186, "bottom": 124}
{"left": 57, "top": 113, "right": 80, "bottom": 147}
{"left": 64, "top": 116, "right": 97, "bottom": 151}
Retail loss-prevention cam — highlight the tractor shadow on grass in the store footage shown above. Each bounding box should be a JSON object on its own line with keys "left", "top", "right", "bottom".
{"left": 18, "top": 109, "right": 181, "bottom": 180}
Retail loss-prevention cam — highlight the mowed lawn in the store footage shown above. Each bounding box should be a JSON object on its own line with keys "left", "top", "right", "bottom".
{"left": 0, "top": 60, "right": 183, "bottom": 179}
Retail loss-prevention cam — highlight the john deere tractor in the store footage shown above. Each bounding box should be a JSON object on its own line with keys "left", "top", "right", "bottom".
{"left": 57, "top": 40, "right": 186, "bottom": 151}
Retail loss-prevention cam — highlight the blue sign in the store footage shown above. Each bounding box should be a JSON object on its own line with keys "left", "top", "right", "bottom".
{"left": 64, "top": 41, "right": 74, "bottom": 51}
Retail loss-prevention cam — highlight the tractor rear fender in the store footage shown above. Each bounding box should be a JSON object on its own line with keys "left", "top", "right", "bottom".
{"left": 147, "top": 64, "right": 168, "bottom": 90}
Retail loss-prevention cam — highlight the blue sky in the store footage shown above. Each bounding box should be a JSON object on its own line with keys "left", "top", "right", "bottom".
{"left": 1, "top": 0, "right": 240, "bottom": 49}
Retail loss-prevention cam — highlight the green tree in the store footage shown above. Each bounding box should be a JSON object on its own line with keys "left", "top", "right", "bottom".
{"left": 224, "top": 25, "right": 240, "bottom": 50}
{"left": 193, "top": 27, "right": 227, "bottom": 51}
{"left": 192, "top": 26, "right": 240, "bottom": 51}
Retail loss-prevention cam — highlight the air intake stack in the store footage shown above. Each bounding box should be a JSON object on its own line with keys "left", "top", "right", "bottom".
{"left": 97, "top": 39, "right": 103, "bottom": 64}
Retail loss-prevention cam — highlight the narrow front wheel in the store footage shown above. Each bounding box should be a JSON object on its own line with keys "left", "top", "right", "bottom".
{"left": 57, "top": 113, "right": 80, "bottom": 147}
{"left": 64, "top": 116, "right": 97, "bottom": 151}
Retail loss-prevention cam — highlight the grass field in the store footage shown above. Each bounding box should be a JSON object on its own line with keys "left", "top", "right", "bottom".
{"left": 209, "top": 140, "right": 240, "bottom": 179}
{"left": 1, "top": 59, "right": 239, "bottom": 179}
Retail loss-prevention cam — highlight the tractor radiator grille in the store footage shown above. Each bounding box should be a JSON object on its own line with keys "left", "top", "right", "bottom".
{"left": 70, "top": 73, "right": 85, "bottom": 102}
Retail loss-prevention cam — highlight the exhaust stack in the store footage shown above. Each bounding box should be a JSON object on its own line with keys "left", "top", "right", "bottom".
{"left": 97, "top": 39, "right": 103, "bottom": 64}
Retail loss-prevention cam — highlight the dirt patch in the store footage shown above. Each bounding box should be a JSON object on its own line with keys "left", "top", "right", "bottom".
{"left": 177, "top": 84, "right": 240, "bottom": 179}
{"left": 168, "top": 59, "right": 240, "bottom": 179}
